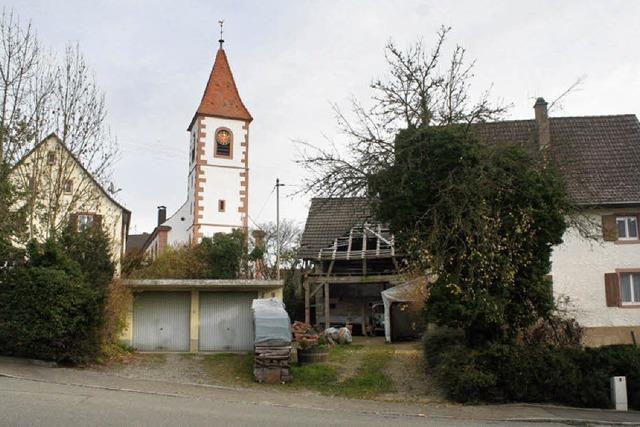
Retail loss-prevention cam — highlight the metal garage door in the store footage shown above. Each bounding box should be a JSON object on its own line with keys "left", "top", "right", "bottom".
{"left": 199, "top": 292, "right": 257, "bottom": 352}
{"left": 133, "top": 292, "right": 190, "bottom": 351}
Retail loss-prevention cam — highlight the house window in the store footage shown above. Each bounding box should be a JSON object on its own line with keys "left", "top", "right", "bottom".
{"left": 617, "top": 216, "right": 638, "bottom": 240}
{"left": 63, "top": 179, "right": 73, "bottom": 194}
{"left": 218, "top": 199, "right": 226, "bottom": 212}
{"left": 47, "top": 151, "right": 55, "bottom": 165}
{"left": 214, "top": 128, "right": 232, "bottom": 158}
{"left": 620, "top": 272, "right": 640, "bottom": 305}
{"left": 77, "top": 214, "right": 94, "bottom": 231}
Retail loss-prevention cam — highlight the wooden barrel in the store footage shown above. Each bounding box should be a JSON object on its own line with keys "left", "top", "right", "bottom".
{"left": 298, "top": 347, "right": 329, "bottom": 365}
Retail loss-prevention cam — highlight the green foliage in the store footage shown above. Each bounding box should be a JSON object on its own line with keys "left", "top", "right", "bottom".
{"left": 130, "top": 230, "right": 246, "bottom": 279}
{"left": 283, "top": 267, "right": 304, "bottom": 321}
{"left": 371, "top": 125, "right": 571, "bottom": 344}
{"left": 0, "top": 229, "right": 115, "bottom": 364}
{"left": 0, "top": 161, "right": 25, "bottom": 264}
{"left": 424, "top": 330, "right": 640, "bottom": 409}
{"left": 129, "top": 245, "right": 205, "bottom": 279}
{"left": 199, "top": 229, "right": 245, "bottom": 279}
{"left": 59, "top": 226, "right": 115, "bottom": 289}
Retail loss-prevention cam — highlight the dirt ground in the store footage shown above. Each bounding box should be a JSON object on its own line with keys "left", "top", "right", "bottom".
{"left": 381, "top": 341, "right": 443, "bottom": 402}
{"left": 92, "top": 337, "right": 443, "bottom": 401}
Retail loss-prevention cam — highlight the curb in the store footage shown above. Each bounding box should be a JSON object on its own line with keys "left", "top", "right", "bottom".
{"left": 0, "top": 356, "right": 57, "bottom": 368}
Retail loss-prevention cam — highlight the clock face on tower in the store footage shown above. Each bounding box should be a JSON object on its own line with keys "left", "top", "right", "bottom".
{"left": 216, "top": 129, "right": 231, "bottom": 146}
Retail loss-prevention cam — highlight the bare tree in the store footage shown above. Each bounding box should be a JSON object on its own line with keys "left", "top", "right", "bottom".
{"left": 251, "top": 219, "right": 302, "bottom": 279}
{"left": 0, "top": 9, "right": 118, "bottom": 240}
{"left": 297, "top": 26, "right": 509, "bottom": 197}
{"left": 0, "top": 8, "right": 42, "bottom": 163}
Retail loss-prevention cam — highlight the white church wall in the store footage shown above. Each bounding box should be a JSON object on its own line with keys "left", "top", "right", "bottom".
{"left": 164, "top": 200, "right": 191, "bottom": 246}
{"left": 201, "top": 116, "right": 247, "bottom": 169}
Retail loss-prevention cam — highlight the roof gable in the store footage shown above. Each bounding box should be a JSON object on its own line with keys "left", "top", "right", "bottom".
{"left": 15, "top": 133, "right": 130, "bottom": 214}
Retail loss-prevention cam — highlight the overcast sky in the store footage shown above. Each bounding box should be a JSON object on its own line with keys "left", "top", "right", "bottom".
{"left": 10, "top": 0, "right": 640, "bottom": 233}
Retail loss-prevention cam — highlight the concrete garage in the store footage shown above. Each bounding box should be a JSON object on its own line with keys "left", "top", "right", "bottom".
{"left": 199, "top": 292, "right": 256, "bottom": 351}
{"left": 121, "top": 279, "right": 283, "bottom": 352}
{"left": 133, "top": 292, "right": 191, "bottom": 351}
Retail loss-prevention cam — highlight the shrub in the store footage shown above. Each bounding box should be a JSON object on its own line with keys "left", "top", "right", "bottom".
{"left": 129, "top": 230, "right": 246, "bottom": 279}
{"left": 60, "top": 226, "right": 114, "bottom": 289}
{"left": 424, "top": 330, "right": 640, "bottom": 409}
{"left": 0, "top": 231, "right": 115, "bottom": 364}
{"left": 101, "top": 279, "right": 132, "bottom": 352}
{"left": 129, "top": 245, "right": 206, "bottom": 279}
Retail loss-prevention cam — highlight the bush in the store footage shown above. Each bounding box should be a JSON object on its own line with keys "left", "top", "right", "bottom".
{"left": 0, "top": 265, "right": 101, "bottom": 363}
{"left": 424, "top": 330, "right": 640, "bottom": 409}
{"left": 129, "top": 230, "right": 245, "bottom": 279}
{"left": 0, "top": 230, "right": 116, "bottom": 364}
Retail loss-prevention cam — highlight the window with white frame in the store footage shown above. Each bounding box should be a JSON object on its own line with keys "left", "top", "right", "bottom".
{"left": 77, "top": 214, "right": 94, "bottom": 231}
{"left": 616, "top": 216, "right": 638, "bottom": 240}
{"left": 620, "top": 272, "right": 640, "bottom": 304}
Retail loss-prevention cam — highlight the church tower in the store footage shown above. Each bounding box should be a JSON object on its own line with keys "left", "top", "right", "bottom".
{"left": 186, "top": 36, "right": 252, "bottom": 242}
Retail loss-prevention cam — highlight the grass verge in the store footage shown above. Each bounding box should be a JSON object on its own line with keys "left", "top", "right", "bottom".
{"left": 291, "top": 345, "right": 394, "bottom": 398}
{"left": 203, "top": 353, "right": 254, "bottom": 386}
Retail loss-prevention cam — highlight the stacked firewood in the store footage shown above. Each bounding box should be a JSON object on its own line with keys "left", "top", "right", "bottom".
{"left": 254, "top": 344, "right": 292, "bottom": 383}
{"left": 291, "top": 321, "right": 319, "bottom": 345}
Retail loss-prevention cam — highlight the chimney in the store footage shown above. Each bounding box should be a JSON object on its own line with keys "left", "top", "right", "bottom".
{"left": 534, "top": 97, "right": 551, "bottom": 153}
{"left": 157, "top": 206, "right": 167, "bottom": 226}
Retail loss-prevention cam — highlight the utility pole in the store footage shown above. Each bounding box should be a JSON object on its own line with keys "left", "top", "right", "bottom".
{"left": 275, "top": 178, "right": 285, "bottom": 280}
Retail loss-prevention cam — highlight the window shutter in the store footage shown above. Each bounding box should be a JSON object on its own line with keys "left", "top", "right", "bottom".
{"left": 93, "top": 214, "right": 103, "bottom": 231}
{"left": 602, "top": 215, "right": 618, "bottom": 241}
{"left": 604, "top": 273, "right": 621, "bottom": 307}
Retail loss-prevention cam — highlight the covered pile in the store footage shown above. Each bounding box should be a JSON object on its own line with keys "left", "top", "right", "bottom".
{"left": 252, "top": 298, "right": 292, "bottom": 383}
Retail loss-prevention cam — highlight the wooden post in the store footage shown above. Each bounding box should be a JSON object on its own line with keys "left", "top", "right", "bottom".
{"left": 324, "top": 282, "right": 330, "bottom": 330}
{"left": 304, "top": 281, "right": 310, "bottom": 325}
{"left": 361, "top": 303, "right": 367, "bottom": 337}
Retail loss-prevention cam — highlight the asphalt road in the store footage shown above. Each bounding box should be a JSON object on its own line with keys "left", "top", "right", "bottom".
{"left": 0, "top": 376, "right": 567, "bottom": 427}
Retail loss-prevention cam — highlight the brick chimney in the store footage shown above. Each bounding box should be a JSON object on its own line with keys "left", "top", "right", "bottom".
{"left": 157, "top": 206, "right": 167, "bottom": 226}
{"left": 534, "top": 97, "right": 550, "bottom": 153}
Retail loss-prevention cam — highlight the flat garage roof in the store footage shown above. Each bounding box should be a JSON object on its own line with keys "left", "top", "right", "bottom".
{"left": 123, "top": 279, "right": 284, "bottom": 291}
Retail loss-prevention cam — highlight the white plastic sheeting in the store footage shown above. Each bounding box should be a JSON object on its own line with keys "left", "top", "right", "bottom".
{"left": 251, "top": 298, "right": 292, "bottom": 346}
{"left": 381, "top": 277, "right": 427, "bottom": 343}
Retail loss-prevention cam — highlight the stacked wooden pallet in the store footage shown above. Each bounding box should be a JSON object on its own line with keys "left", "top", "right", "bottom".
{"left": 254, "top": 344, "right": 292, "bottom": 384}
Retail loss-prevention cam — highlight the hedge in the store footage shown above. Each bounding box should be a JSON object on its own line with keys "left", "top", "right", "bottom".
{"left": 424, "top": 330, "right": 640, "bottom": 409}
{"left": 0, "top": 265, "right": 102, "bottom": 363}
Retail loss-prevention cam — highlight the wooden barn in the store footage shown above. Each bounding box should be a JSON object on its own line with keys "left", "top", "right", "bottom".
{"left": 299, "top": 198, "right": 404, "bottom": 336}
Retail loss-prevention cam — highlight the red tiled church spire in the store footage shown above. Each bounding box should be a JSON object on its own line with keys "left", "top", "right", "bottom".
{"left": 188, "top": 29, "right": 252, "bottom": 130}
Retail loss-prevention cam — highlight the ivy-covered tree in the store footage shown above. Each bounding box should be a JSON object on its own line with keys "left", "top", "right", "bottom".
{"left": 370, "top": 125, "right": 571, "bottom": 345}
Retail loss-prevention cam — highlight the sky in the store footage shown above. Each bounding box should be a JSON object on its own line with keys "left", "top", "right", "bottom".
{"left": 9, "top": 0, "right": 640, "bottom": 234}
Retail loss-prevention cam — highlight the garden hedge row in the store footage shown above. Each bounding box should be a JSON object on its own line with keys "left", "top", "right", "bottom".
{"left": 424, "top": 330, "right": 640, "bottom": 409}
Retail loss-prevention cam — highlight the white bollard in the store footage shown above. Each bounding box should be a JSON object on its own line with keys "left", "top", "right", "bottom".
{"left": 610, "top": 376, "right": 628, "bottom": 411}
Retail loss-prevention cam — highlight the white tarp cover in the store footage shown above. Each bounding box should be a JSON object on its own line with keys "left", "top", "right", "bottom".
{"left": 381, "top": 277, "right": 427, "bottom": 343}
{"left": 251, "top": 298, "right": 292, "bottom": 346}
